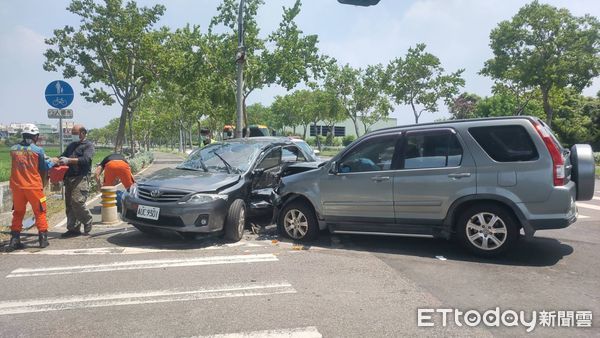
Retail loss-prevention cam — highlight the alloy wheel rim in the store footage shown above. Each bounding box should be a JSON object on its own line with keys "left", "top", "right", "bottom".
{"left": 465, "top": 212, "right": 507, "bottom": 251}
{"left": 284, "top": 209, "right": 309, "bottom": 239}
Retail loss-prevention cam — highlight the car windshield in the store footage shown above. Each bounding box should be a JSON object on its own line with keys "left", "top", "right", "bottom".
{"left": 177, "top": 142, "right": 263, "bottom": 174}
{"left": 294, "top": 141, "right": 317, "bottom": 161}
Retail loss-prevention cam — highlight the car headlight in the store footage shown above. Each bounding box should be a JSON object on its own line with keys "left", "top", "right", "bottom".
{"left": 183, "top": 193, "right": 228, "bottom": 204}
{"left": 129, "top": 183, "right": 138, "bottom": 198}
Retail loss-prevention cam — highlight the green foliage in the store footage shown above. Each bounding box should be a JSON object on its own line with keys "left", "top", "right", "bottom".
{"left": 481, "top": 0, "right": 600, "bottom": 126}
{"left": 449, "top": 93, "right": 481, "bottom": 120}
{"left": 342, "top": 135, "right": 356, "bottom": 146}
{"left": 385, "top": 43, "right": 465, "bottom": 123}
{"left": 128, "top": 151, "right": 154, "bottom": 174}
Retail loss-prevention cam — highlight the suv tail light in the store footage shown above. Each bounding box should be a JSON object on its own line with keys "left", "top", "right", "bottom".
{"left": 531, "top": 120, "right": 565, "bottom": 186}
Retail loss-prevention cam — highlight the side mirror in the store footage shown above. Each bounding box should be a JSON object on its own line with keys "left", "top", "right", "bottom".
{"left": 329, "top": 161, "right": 338, "bottom": 175}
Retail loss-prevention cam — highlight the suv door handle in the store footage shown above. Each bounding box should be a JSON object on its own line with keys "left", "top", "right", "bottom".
{"left": 448, "top": 173, "right": 471, "bottom": 179}
{"left": 371, "top": 176, "right": 390, "bottom": 182}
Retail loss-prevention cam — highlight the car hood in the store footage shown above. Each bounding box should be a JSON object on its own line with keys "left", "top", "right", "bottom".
{"left": 138, "top": 168, "right": 240, "bottom": 192}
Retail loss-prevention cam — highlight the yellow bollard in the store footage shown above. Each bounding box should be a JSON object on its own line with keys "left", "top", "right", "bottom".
{"left": 101, "top": 186, "right": 119, "bottom": 224}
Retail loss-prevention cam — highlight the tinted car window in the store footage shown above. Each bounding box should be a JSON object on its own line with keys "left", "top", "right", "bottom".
{"left": 469, "top": 125, "right": 539, "bottom": 162}
{"left": 402, "top": 132, "right": 463, "bottom": 169}
{"left": 339, "top": 135, "right": 397, "bottom": 173}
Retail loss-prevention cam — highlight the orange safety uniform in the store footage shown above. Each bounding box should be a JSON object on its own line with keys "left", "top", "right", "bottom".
{"left": 102, "top": 157, "right": 135, "bottom": 189}
{"left": 9, "top": 142, "right": 49, "bottom": 232}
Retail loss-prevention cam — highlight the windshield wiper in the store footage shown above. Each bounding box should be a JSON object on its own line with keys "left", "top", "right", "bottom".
{"left": 210, "top": 150, "right": 234, "bottom": 174}
{"left": 178, "top": 156, "right": 208, "bottom": 172}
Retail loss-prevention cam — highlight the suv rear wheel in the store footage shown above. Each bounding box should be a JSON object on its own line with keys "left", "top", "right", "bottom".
{"left": 278, "top": 201, "right": 319, "bottom": 242}
{"left": 457, "top": 204, "right": 519, "bottom": 257}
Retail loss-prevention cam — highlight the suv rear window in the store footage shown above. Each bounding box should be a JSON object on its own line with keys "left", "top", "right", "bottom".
{"left": 402, "top": 131, "right": 463, "bottom": 169}
{"left": 469, "top": 125, "right": 539, "bottom": 162}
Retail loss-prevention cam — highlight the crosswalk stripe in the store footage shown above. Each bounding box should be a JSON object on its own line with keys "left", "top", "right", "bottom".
{"left": 197, "top": 326, "right": 322, "bottom": 338}
{"left": 577, "top": 202, "right": 600, "bottom": 211}
{"left": 0, "top": 282, "right": 295, "bottom": 315}
{"left": 6, "top": 254, "right": 278, "bottom": 278}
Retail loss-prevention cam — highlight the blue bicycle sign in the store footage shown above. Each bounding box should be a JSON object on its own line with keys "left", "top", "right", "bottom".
{"left": 45, "top": 80, "right": 74, "bottom": 109}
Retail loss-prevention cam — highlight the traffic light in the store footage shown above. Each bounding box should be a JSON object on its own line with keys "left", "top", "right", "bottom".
{"left": 337, "top": 0, "right": 380, "bottom": 6}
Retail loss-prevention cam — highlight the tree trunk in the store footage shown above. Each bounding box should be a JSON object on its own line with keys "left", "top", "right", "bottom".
{"left": 127, "top": 109, "right": 135, "bottom": 154}
{"left": 410, "top": 102, "right": 420, "bottom": 124}
{"left": 351, "top": 117, "right": 360, "bottom": 138}
{"left": 114, "top": 100, "right": 129, "bottom": 153}
{"left": 303, "top": 124, "right": 308, "bottom": 139}
{"left": 541, "top": 87, "right": 553, "bottom": 127}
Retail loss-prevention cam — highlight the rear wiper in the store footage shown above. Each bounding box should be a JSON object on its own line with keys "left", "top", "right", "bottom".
{"left": 210, "top": 151, "right": 234, "bottom": 174}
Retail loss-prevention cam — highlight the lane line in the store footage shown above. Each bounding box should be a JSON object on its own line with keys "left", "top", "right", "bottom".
{"left": 576, "top": 202, "right": 600, "bottom": 211}
{"left": 578, "top": 215, "right": 590, "bottom": 219}
{"left": 7, "top": 254, "right": 278, "bottom": 278}
{"left": 197, "top": 327, "right": 322, "bottom": 338}
{"left": 6, "top": 242, "right": 265, "bottom": 256}
{"left": 0, "top": 282, "right": 295, "bottom": 315}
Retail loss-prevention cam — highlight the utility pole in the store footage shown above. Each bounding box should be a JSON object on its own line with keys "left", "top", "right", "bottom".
{"left": 234, "top": 0, "right": 246, "bottom": 139}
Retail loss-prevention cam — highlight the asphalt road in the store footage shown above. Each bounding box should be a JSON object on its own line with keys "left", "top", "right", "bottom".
{"left": 0, "top": 153, "right": 598, "bottom": 337}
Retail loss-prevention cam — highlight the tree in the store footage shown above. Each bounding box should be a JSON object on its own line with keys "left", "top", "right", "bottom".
{"left": 481, "top": 1, "right": 600, "bottom": 127}
{"left": 449, "top": 93, "right": 481, "bottom": 120}
{"left": 355, "top": 65, "right": 392, "bottom": 134}
{"left": 386, "top": 44, "right": 464, "bottom": 124}
{"left": 325, "top": 64, "right": 362, "bottom": 136}
{"left": 209, "top": 0, "right": 326, "bottom": 133}
{"left": 44, "top": 0, "right": 168, "bottom": 152}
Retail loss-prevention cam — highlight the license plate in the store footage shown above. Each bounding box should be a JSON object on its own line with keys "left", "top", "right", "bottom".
{"left": 137, "top": 205, "right": 160, "bottom": 220}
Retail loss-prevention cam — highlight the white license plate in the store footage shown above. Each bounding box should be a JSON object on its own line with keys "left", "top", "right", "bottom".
{"left": 137, "top": 205, "right": 160, "bottom": 220}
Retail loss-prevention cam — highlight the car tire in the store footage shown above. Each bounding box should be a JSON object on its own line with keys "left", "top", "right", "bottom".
{"left": 278, "top": 201, "right": 319, "bottom": 242}
{"left": 457, "top": 204, "right": 519, "bottom": 257}
{"left": 224, "top": 199, "right": 246, "bottom": 242}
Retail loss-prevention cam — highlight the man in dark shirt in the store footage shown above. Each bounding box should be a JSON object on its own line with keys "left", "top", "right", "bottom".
{"left": 53, "top": 124, "right": 96, "bottom": 237}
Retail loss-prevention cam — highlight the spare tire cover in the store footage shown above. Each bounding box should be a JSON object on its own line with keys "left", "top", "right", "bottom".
{"left": 570, "top": 144, "right": 595, "bottom": 201}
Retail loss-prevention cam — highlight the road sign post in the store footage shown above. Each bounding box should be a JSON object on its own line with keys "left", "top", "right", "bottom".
{"left": 45, "top": 81, "right": 74, "bottom": 153}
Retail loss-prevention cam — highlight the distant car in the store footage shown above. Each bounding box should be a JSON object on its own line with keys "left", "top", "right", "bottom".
{"left": 274, "top": 116, "right": 595, "bottom": 256}
{"left": 122, "top": 137, "right": 318, "bottom": 241}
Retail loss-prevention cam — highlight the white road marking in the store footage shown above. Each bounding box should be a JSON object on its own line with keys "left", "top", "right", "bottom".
{"left": 592, "top": 196, "right": 600, "bottom": 201}
{"left": 197, "top": 327, "right": 322, "bottom": 338}
{"left": 576, "top": 202, "right": 600, "bottom": 211}
{"left": 0, "top": 282, "right": 296, "bottom": 315}
{"left": 578, "top": 215, "right": 590, "bottom": 219}
{"left": 7, "top": 254, "right": 278, "bottom": 278}
{"left": 6, "top": 242, "right": 265, "bottom": 256}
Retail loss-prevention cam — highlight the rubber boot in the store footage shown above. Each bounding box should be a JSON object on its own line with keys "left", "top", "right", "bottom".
{"left": 39, "top": 231, "right": 49, "bottom": 248}
{"left": 8, "top": 231, "right": 25, "bottom": 251}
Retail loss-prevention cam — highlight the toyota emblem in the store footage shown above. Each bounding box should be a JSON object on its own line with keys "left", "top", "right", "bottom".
{"left": 150, "top": 190, "right": 161, "bottom": 199}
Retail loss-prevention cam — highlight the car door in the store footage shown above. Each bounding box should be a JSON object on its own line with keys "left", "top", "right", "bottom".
{"left": 392, "top": 128, "right": 476, "bottom": 225}
{"left": 320, "top": 133, "right": 400, "bottom": 230}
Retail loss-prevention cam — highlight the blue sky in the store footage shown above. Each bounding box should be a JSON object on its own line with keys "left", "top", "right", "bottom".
{"left": 1, "top": 0, "right": 599, "bottom": 129}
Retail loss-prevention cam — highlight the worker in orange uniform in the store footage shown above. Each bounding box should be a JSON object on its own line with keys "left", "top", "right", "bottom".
{"left": 8, "top": 124, "right": 54, "bottom": 251}
{"left": 94, "top": 153, "right": 135, "bottom": 190}
{"left": 94, "top": 154, "right": 135, "bottom": 211}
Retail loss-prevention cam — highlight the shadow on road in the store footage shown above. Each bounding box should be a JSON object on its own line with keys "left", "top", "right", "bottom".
{"left": 294, "top": 232, "right": 573, "bottom": 267}
{"left": 104, "top": 226, "right": 234, "bottom": 251}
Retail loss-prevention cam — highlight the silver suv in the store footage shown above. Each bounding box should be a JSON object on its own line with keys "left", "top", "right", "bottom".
{"left": 274, "top": 116, "right": 596, "bottom": 256}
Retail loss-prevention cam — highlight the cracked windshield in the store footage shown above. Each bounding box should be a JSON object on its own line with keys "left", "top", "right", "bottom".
{"left": 1, "top": 0, "right": 599, "bottom": 337}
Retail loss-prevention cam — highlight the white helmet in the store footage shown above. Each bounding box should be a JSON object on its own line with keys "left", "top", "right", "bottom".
{"left": 22, "top": 124, "right": 40, "bottom": 136}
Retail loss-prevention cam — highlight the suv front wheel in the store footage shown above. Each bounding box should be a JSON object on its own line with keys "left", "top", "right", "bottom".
{"left": 278, "top": 201, "right": 319, "bottom": 242}
{"left": 457, "top": 204, "right": 519, "bottom": 257}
